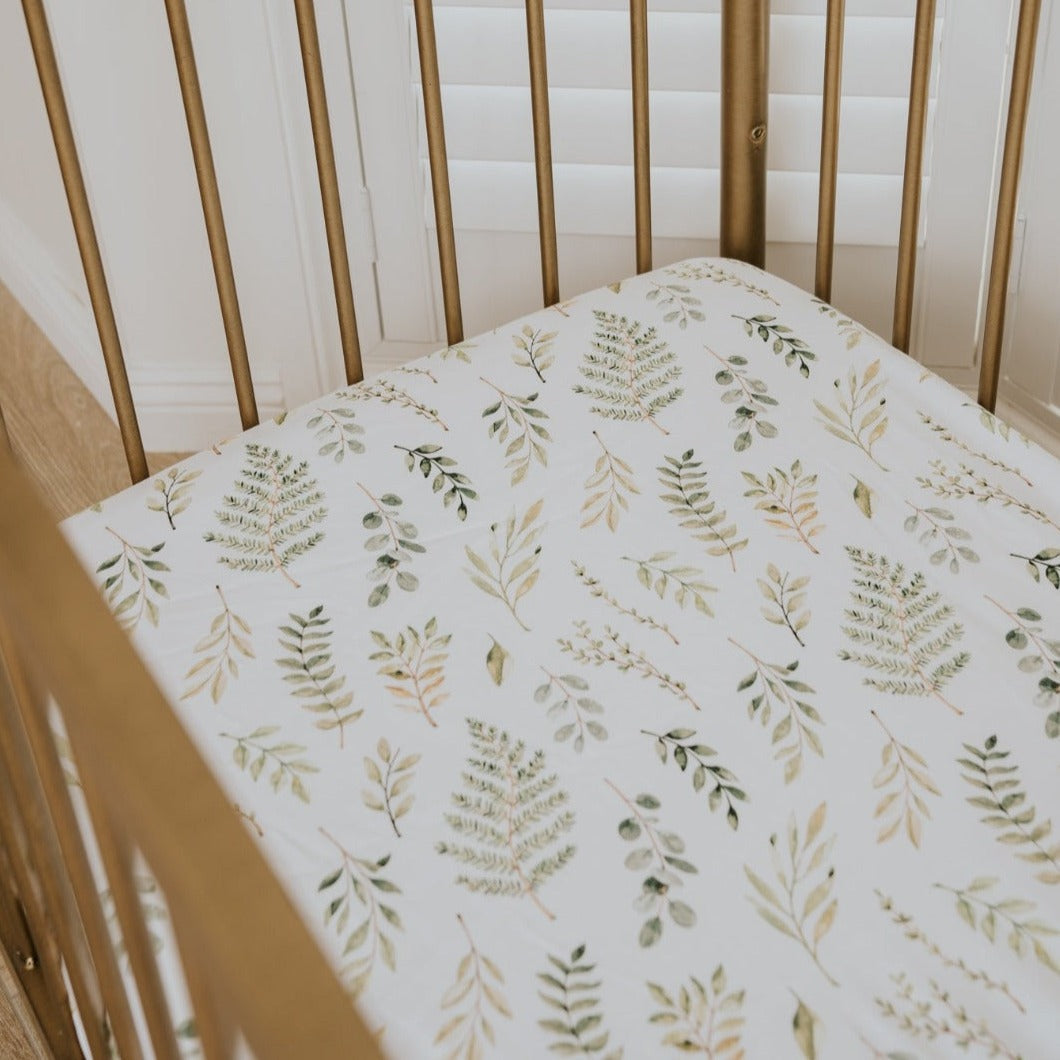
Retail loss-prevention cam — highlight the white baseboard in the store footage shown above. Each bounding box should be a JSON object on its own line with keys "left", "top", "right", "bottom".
{"left": 0, "top": 197, "right": 284, "bottom": 454}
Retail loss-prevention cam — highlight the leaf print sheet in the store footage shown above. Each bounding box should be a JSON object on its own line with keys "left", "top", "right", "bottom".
{"left": 64, "top": 258, "right": 1060, "bottom": 1058}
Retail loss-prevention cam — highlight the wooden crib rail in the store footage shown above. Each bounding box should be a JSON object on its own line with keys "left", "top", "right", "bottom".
{"left": 0, "top": 444, "right": 382, "bottom": 1060}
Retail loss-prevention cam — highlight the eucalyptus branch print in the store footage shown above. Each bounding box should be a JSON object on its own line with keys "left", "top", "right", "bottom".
{"left": 511, "top": 324, "right": 557, "bottom": 383}
{"left": 964, "top": 401, "right": 1031, "bottom": 445}
{"left": 534, "top": 669, "right": 607, "bottom": 752}
{"left": 277, "top": 605, "right": 360, "bottom": 745}
{"left": 537, "top": 943, "right": 621, "bottom": 1057}
{"left": 481, "top": 380, "right": 551, "bottom": 484}
{"left": 659, "top": 450, "right": 748, "bottom": 571}
{"left": 875, "top": 890, "right": 1025, "bottom": 1013}
{"left": 1013, "top": 547, "right": 1060, "bottom": 590}
{"left": 358, "top": 484, "right": 424, "bottom": 607}
{"left": 561, "top": 622, "right": 701, "bottom": 712}
{"left": 369, "top": 618, "right": 451, "bottom": 728}
{"left": 306, "top": 402, "right": 365, "bottom": 463}
{"left": 871, "top": 710, "right": 939, "bottom": 848}
{"left": 623, "top": 553, "right": 716, "bottom": 618}
{"left": 987, "top": 597, "right": 1060, "bottom": 737}
{"left": 937, "top": 876, "right": 1060, "bottom": 974}
{"left": 646, "top": 968, "right": 745, "bottom": 1056}
{"left": 757, "top": 564, "right": 810, "bottom": 646}
{"left": 181, "top": 586, "right": 254, "bottom": 704}
{"left": 812, "top": 297, "right": 868, "bottom": 349}
{"left": 204, "top": 445, "right": 326, "bottom": 589}
{"left": 436, "top": 914, "right": 512, "bottom": 1059}
{"left": 918, "top": 460, "right": 1060, "bottom": 533}
{"left": 730, "top": 640, "right": 823, "bottom": 784}
{"left": 363, "top": 738, "right": 419, "bottom": 838}
{"left": 917, "top": 410, "right": 1033, "bottom": 488}
{"left": 97, "top": 530, "right": 169, "bottom": 631}
{"left": 838, "top": 547, "right": 969, "bottom": 715}
{"left": 573, "top": 311, "right": 683, "bottom": 434}
{"left": 343, "top": 378, "right": 448, "bottom": 431}
{"left": 666, "top": 260, "right": 778, "bottom": 304}
{"left": 813, "top": 359, "right": 889, "bottom": 470}
{"left": 572, "top": 561, "right": 677, "bottom": 644}
{"left": 876, "top": 973, "right": 1020, "bottom": 1059}
{"left": 438, "top": 340, "right": 475, "bottom": 364}
{"left": 904, "top": 502, "right": 979, "bottom": 573}
{"left": 147, "top": 466, "right": 201, "bottom": 529}
{"left": 741, "top": 461, "right": 824, "bottom": 555}
{"left": 959, "top": 734, "right": 1060, "bottom": 884}
{"left": 745, "top": 803, "right": 838, "bottom": 987}
{"left": 395, "top": 443, "right": 477, "bottom": 521}
{"left": 733, "top": 314, "right": 816, "bottom": 377}
{"left": 641, "top": 729, "right": 746, "bottom": 829}
{"left": 464, "top": 499, "right": 545, "bottom": 632}
{"left": 707, "top": 346, "right": 779, "bottom": 452}
{"left": 317, "top": 827, "right": 402, "bottom": 996}
{"left": 221, "top": 727, "right": 317, "bottom": 803}
{"left": 646, "top": 281, "right": 704, "bottom": 329}
{"left": 396, "top": 363, "right": 438, "bottom": 384}
{"left": 607, "top": 783, "right": 697, "bottom": 946}
{"left": 581, "top": 431, "right": 638, "bottom": 531}
{"left": 436, "top": 719, "right": 576, "bottom": 920}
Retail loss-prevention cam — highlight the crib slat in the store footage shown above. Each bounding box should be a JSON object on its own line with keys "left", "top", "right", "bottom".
{"left": 174, "top": 916, "right": 239, "bottom": 1060}
{"left": 412, "top": 0, "right": 464, "bottom": 345}
{"left": 164, "top": 0, "right": 259, "bottom": 430}
{"left": 631, "top": 0, "right": 652, "bottom": 274}
{"left": 979, "top": 0, "right": 1043, "bottom": 413}
{"left": 293, "top": 0, "right": 364, "bottom": 386}
{"left": 892, "top": 0, "right": 937, "bottom": 353}
{"left": 720, "top": 0, "right": 769, "bottom": 268}
{"left": 815, "top": 0, "right": 845, "bottom": 302}
{"left": 20, "top": 0, "right": 148, "bottom": 484}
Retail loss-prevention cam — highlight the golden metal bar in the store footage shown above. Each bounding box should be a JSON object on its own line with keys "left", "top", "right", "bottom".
{"left": 525, "top": 0, "right": 560, "bottom": 306}
{"left": 631, "top": 0, "right": 652, "bottom": 274}
{"left": 293, "top": 0, "right": 364, "bottom": 386}
{"left": 720, "top": 0, "right": 769, "bottom": 267}
{"left": 163, "top": 0, "right": 259, "bottom": 430}
{"left": 20, "top": 0, "right": 148, "bottom": 484}
{"left": 892, "top": 0, "right": 937, "bottom": 353}
{"left": 979, "top": 0, "right": 1043, "bottom": 412}
{"left": 412, "top": 0, "right": 464, "bottom": 344}
{"left": 815, "top": 0, "right": 845, "bottom": 301}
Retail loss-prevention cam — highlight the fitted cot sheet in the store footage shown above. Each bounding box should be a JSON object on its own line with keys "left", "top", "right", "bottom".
{"left": 65, "top": 258, "right": 1060, "bottom": 1058}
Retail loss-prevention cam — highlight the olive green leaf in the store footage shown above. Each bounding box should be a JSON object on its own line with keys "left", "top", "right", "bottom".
{"left": 362, "top": 738, "right": 419, "bottom": 838}
{"left": 560, "top": 621, "right": 701, "bottom": 712}
{"left": 757, "top": 564, "right": 810, "bottom": 646}
{"left": 573, "top": 311, "right": 683, "bottom": 435}
{"left": 606, "top": 781, "right": 697, "bottom": 948}
{"left": 181, "top": 586, "right": 254, "bottom": 704}
{"left": 358, "top": 484, "right": 424, "bottom": 607}
{"left": 959, "top": 734, "right": 1060, "bottom": 884}
{"left": 903, "top": 503, "right": 979, "bottom": 573}
{"left": 277, "top": 605, "right": 360, "bottom": 745}
{"left": 733, "top": 313, "right": 816, "bottom": 377}
{"left": 534, "top": 668, "right": 607, "bottom": 752}
{"left": 537, "top": 943, "right": 621, "bottom": 1056}
{"left": 812, "top": 297, "right": 868, "bottom": 348}
{"left": 623, "top": 553, "right": 716, "bottom": 618}
{"left": 464, "top": 499, "right": 545, "bottom": 632}
{"left": 792, "top": 995, "right": 819, "bottom": 1060}
{"left": 742, "top": 460, "right": 824, "bottom": 555}
{"left": 204, "top": 444, "right": 326, "bottom": 589}
{"left": 1012, "top": 548, "right": 1060, "bottom": 591}
{"left": 659, "top": 450, "right": 748, "bottom": 571}
{"left": 852, "top": 477, "right": 874, "bottom": 519}
{"left": 572, "top": 560, "right": 676, "bottom": 644}
{"left": 646, "top": 281, "right": 704, "bottom": 329}
{"left": 436, "top": 914, "right": 512, "bottom": 1057}
{"left": 306, "top": 402, "right": 365, "bottom": 462}
{"left": 317, "top": 827, "right": 402, "bottom": 996}
{"left": 581, "top": 431, "right": 639, "bottom": 531}
{"left": 146, "top": 466, "right": 202, "bottom": 529}
{"left": 369, "top": 618, "right": 451, "bottom": 728}
{"left": 221, "top": 727, "right": 317, "bottom": 803}
{"left": 486, "top": 636, "right": 509, "bottom": 686}
{"left": 511, "top": 323, "right": 557, "bottom": 383}
{"left": 481, "top": 379, "right": 551, "bottom": 485}
{"left": 745, "top": 803, "right": 838, "bottom": 986}
{"left": 97, "top": 530, "right": 169, "bottom": 631}
{"left": 641, "top": 729, "right": 746, "bottom": 829}
{"left": 668, "top": 260, "right": 779, "bottom": 304}
{"left": 437, "top": 719, "right": 575, "bottom": 921}
{"left": 870, "top": 711, "right": 940, "bottom": 849}
{"left": 342, "top": 378, "right": 448, "bottom": 431}
{"left": 707, "top": 346, "right": 779, "bottom": 452}
{"left": 918, "top": 410, "right": 1033, "bottom": 488}
{"left": 646, "top": 968, "right": 745, "bottom": 1056}
{"left": 962, "top": 400, "right": 1030, "bottom": 445}
{"left": 394, "top": 443, "right": 477, "bottom": 520}
{"left": 438, "top": 340, "right": 475, "bottom": 364}
{"left": 813, "top": 359, "right": 889, "bottom": 470}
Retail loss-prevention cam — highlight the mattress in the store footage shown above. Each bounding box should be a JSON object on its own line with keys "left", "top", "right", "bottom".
{"left": 65, "top": 258, "right": 1060, "bottom": 1058}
